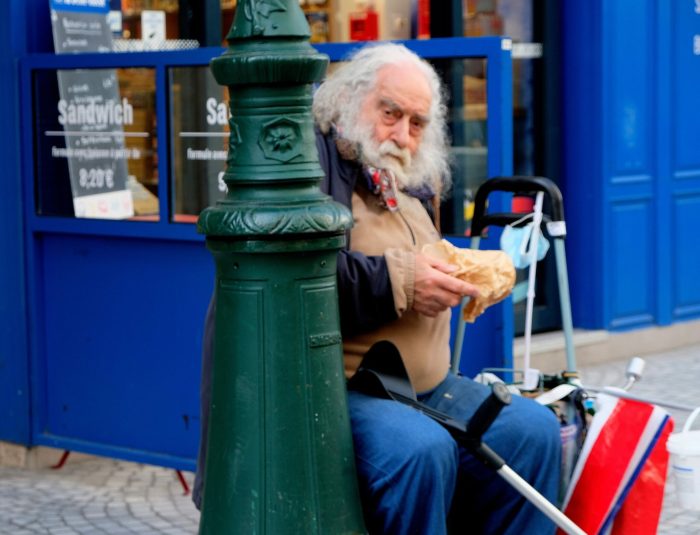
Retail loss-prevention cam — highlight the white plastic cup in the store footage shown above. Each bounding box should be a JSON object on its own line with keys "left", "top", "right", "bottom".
{"left": 667, "top": 407, "right": 700, "bottom": 511}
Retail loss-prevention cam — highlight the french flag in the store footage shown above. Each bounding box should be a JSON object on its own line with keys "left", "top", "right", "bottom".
{"left": 558, "top": 393, "right": 674, "bottom": 535}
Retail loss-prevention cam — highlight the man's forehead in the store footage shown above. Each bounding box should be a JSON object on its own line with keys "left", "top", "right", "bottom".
{"left": 373, "top": 63, "right": 432, "bottom": 115}
{"left": 379, "top": 97, "right": 429, "bottom": 124}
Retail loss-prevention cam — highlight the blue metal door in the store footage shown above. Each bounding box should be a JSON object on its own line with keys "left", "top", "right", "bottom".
{"left": 562, "top": 0, "right": 700, "bottom": 331}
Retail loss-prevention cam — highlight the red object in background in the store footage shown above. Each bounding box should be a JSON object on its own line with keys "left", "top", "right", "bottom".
{"left": 512, "top": 195, "right": 535, "bottom": 213}
{"left": 349, "top": 8, "right": 379, "bottom": 41}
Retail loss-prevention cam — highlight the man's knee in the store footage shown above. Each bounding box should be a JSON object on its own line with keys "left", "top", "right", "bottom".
{"left": 509, "top": 396, "right": 561, "bottom": 451}
{"left": 487, "top": 395, "right": 561, "bottom": 486}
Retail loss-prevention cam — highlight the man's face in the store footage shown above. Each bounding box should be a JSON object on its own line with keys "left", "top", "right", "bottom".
{"left": 359, "top": 62, "right": 432, "bottom": 160}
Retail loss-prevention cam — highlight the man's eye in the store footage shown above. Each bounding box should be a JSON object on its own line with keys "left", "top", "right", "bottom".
{"left": 382, "top": 108, "right": 398, "bottom": 122}
{"left": 410, "top": 120, "right": 425, "bottom": 133}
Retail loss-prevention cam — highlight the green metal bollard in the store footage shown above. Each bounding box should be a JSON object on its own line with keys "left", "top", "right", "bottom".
{"left": 197, "top": 1, "right": 366, "bottom": 533}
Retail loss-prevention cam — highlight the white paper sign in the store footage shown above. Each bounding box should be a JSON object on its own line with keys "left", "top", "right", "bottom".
{"left": 141, "top": 10, "right": 166, "bottom": 44}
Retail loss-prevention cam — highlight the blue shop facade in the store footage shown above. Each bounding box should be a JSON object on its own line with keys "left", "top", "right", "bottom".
{"left": 1, "top": 0, "right": 699, "bottom": 471}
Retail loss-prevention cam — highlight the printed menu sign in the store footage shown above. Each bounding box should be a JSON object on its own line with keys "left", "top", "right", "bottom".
{"left": 170, "top": 66, "right": 229, "bottom": 221}
{"left": 50, "top": 0, "right": 112, "bottom": 53}
{"left": 48, "top": 0, "right": 135, "bottom": 219}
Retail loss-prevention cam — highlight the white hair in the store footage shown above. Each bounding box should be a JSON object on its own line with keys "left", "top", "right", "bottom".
{"left": 312, "top": 42, "right": 452, "bottom": 197}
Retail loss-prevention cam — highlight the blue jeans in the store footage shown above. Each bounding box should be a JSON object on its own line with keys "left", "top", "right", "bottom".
{"left": 348, "top": 373, "right": 561, "bottom": 535}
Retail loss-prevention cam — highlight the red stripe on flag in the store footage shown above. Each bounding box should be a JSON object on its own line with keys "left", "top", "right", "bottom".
{"left": 560, "top": 399, "right": 654, "bottom": 535}
{"left": 610, "top": 418, "right": 674, "bottom": 535}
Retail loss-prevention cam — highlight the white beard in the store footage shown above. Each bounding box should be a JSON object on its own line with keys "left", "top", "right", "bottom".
{"left": 361, "top": 139, "right": 411, "bottom": 183}
{"left": 339, "top": 119, "right": 440, "bottom": 193}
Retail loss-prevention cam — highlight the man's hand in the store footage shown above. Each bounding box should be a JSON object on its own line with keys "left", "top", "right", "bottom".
{"left": 413, "top": 253, "right": 480, "bottom": 317}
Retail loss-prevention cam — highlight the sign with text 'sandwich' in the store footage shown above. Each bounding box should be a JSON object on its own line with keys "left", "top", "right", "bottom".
{"left": 47, "top": 0, "right": 135, "bottom": 219}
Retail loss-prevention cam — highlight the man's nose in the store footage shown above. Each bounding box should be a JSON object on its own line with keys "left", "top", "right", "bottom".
{"left": 389, "top": 117, "right": 410, "bottom": 148}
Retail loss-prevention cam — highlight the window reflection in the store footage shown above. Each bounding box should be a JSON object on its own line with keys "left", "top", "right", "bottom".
{"left": 169, "top": 59, "right": 492, "bottom": 234}
{"left": 169, "top": 67, "right": 229, "bottom": 222}
{"left": 437, "top": 58, "right": 488, "bottom": 237}
{"left": 33, "top": 68, "right": 158, "bottom": 220}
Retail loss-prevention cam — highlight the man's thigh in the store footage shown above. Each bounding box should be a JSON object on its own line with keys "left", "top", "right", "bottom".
{"left": 347, "top": 391, "right": 458, "bottom": 482}
{"left": 348, "top": 391, "right": 459, "bottom": 534}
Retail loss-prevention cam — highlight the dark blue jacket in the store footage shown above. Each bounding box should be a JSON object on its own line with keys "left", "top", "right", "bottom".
{"left": 315, "top": 130, "right": 398, "bottom": 335}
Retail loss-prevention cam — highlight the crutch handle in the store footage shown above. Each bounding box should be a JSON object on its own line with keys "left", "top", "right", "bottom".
{"left": 466, "top": 383, "right": 512, "bottom": 443}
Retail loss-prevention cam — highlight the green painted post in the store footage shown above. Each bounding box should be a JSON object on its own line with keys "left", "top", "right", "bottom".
{"left": 197, "top": 1, "right": 365, "bottom": 533}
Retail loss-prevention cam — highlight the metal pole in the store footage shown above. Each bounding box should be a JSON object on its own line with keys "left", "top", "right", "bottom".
{"left": 498, "top": 465, "right": 587, "bottom": 535}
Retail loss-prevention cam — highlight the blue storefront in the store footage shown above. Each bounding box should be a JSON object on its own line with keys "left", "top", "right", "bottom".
{"left": 562, "top": 1, "right": 700, "bottom": 330}
{"left": 1, "top": 0, "right": 699, "bottom": 471}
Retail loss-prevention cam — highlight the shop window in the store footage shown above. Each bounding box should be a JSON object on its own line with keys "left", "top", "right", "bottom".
{"left": 220, "top": 0, "right": 236, "bottom": 43}
{"left": 440, "top": 58, "right": 489, "bottom": 237}
{"left": 33, "top": 68, "right": 159, "bottom": 220}
{"left": 218, "top": 1, "right": 428, "bottom": 45}
{"left": 302, "top": 0, "right": 332, "bottom": 43}
{"left": 464, "top": 0, "right": 539, "bottom": 178}
{"left": 119, "top": 0, "right": 180, "bottom": 40}
{"left": 110, "top": 1, "right": 204, "bottom": 51}
{"left": 166, "top": 57, "right": 491, "bottom": 235}
{"left": 169, "top": 66, "right": 228, "bottom": 223}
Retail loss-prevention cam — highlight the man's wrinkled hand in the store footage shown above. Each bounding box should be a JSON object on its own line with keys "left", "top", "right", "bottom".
{"left": 413, "top": 253, "right": 480, "bottom": 317}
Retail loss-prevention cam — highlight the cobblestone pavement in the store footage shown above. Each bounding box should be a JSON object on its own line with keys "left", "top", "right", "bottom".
{"left": 0, "top": 458, "right": 199, "bottom": 535}
{"left": 1, "top": 344, "right": 699, "bottom": 534}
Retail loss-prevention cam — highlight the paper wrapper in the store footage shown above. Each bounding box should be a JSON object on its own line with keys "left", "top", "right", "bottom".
{"left": 422, "top": 239, "right": 515, "bottom": 323}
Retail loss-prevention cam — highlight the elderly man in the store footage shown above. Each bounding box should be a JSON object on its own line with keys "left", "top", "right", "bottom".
{"left": 195, "top": 43, "right": 561, "bottom": 534}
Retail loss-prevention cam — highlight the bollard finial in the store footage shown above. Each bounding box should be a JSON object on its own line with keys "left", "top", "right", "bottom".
{"left": 227, "top": 0, "right": 310, "bottom": 39}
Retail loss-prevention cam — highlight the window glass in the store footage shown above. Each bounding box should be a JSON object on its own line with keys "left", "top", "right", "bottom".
{"left": 118, "top": 0, "right": 180, "bottom": 41}
{"left": 432, "top": 58, "right": 489, "bottom": 237}
{"left": 169, "top": 66, "right": 228, "bottom": 222}
{"left": 465, "top": 0, "right": 540, "bottom": 177}
{"left": 169, "top": 58, "right": 492, "bottom": 231}
{"left": 221, "top": 0, "right": 236, "bottom": 43}
{"left": 33, "top": 67, "right": 158, "bottom": 220}
{"left": 219, "top": 0, "right": 422, "bottom": 44}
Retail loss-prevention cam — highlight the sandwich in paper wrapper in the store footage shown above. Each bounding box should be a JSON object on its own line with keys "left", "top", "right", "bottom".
{"left": 423, "top": 239, "right": 516, "bottom": 323}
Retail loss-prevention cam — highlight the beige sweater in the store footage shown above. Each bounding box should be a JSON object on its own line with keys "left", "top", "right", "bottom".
{"left": 343, "top": 187, "right": 452, "bottom": 393}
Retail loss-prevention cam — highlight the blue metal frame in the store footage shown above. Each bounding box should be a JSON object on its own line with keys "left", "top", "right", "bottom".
{"left": 17, "top": 37, "right": 512, "bottom": 468}
{"left": 0, "top": 0, "right": 31, "bottom": 445}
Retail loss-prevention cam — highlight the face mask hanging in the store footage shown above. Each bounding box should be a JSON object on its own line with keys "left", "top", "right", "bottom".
{"left": 500, "top": 218, "right": 550, "bottom": 269}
